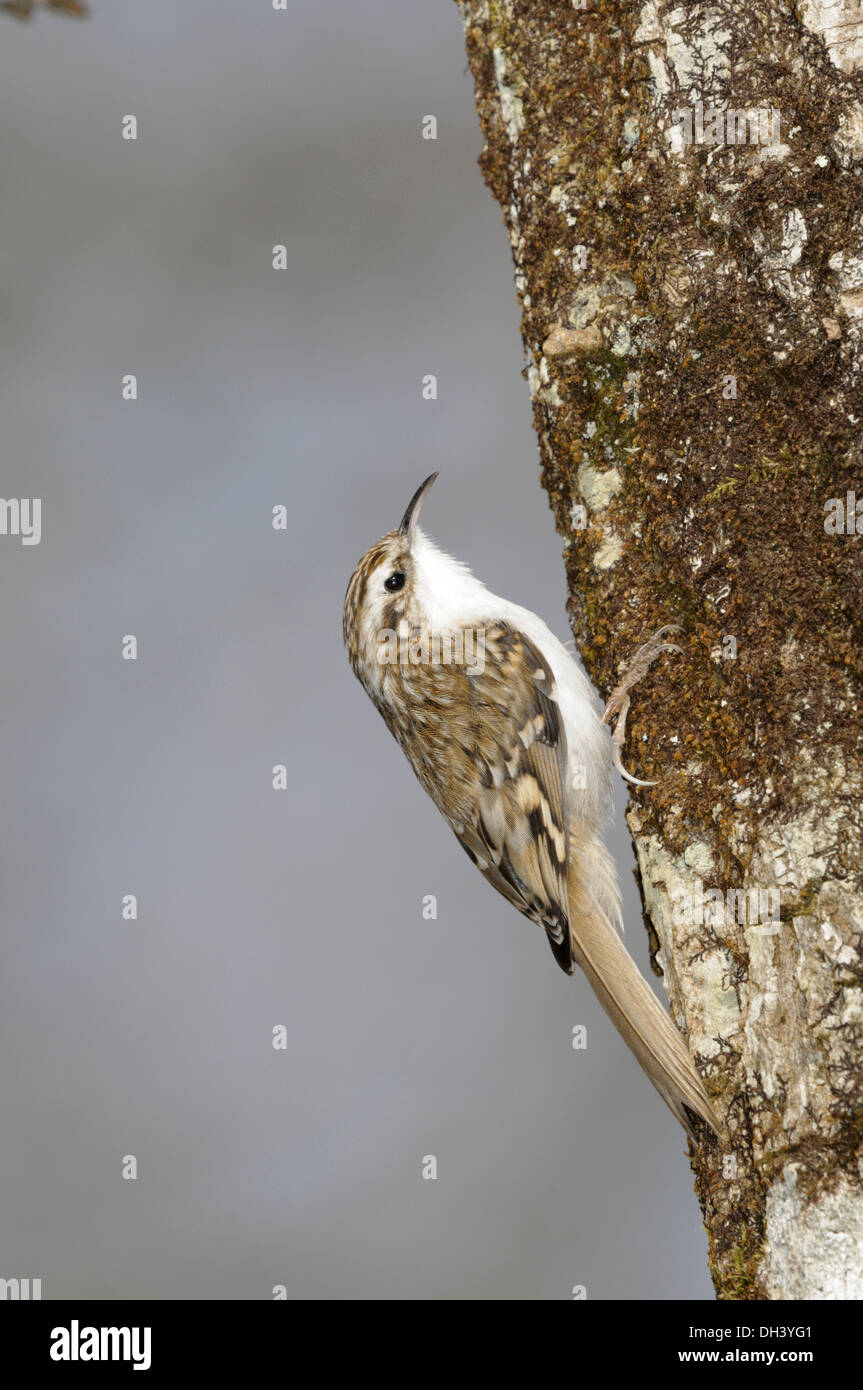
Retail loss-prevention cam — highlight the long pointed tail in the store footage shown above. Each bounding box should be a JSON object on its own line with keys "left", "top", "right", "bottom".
{"left": 568, "top": 826, "right": 723, "bottom": 1139}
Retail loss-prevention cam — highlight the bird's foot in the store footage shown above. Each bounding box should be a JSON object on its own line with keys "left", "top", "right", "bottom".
{"left": 601, "top": 625, "right": 683, "bottom": 787}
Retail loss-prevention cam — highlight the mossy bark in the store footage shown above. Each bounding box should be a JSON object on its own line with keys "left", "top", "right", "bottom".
{"left": 456, "top": 0, "right": 863, "bottom": 1299}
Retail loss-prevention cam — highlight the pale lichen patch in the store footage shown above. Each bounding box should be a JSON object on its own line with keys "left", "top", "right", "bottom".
{"left": 593, "top": 530, "right": 625, "bottom": 570}
{"left": 762, "top": 1167, "right": 863, "bottom": 1298}
{"left": 798, "top": 0, "right": 863, "bottom": 75}
{"left": 491, "top": 45, "right": 524, "bottom": 145}
{"left": 576, "top": 461, "right": 623, "bottom": 511}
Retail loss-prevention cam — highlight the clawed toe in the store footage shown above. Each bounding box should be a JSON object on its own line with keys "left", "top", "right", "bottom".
{"left": 602, "top": 624, "right": 685, "bottom": 786}
{"left": 611, "top": 742, "right": 658, "bottom": 788}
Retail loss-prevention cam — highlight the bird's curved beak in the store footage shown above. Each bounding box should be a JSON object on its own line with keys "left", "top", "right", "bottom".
{"left": 398, "top": 472, "right": 438, "bottom": 546}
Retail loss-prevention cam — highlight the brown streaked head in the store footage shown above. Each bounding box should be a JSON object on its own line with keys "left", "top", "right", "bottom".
{"left": 343, "top": 473, "right": 439, "bottom": 673}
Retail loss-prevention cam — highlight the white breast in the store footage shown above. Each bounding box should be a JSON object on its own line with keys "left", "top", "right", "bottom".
{"left": 411, "top": 529, "right": 613, "bottom": 832}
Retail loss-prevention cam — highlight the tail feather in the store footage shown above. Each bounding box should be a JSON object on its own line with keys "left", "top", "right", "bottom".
{"left": 568, "top": 827, "right": 723, "bottom": 1139}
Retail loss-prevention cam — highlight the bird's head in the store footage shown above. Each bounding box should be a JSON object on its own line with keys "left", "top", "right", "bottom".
{"left": 343, "top": 472, "right": 439, "bottom": 685}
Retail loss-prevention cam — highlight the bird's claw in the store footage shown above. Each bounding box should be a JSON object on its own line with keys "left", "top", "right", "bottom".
{"left": 611, "top": 741, "right": 657, "bottom": 788}
{"left": 602, "top": 624, "right": 684, "bottom": 786}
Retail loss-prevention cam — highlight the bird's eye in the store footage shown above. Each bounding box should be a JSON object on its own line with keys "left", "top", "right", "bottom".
{"left": 384, "top": 571, "right": 406, "bottom": 592}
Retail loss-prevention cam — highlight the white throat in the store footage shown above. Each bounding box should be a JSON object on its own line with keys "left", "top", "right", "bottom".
{"left": 410, "top": 529, "right": 498, "bottom": 629}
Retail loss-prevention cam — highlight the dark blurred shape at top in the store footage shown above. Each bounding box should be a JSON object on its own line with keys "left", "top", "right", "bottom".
{"left": 2, "top": 0, "right": 88, "bottom": 19}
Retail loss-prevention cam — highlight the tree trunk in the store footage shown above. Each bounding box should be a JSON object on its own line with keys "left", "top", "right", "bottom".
{"left": 455, "top": 0, "right": 863, "bottom": 1299}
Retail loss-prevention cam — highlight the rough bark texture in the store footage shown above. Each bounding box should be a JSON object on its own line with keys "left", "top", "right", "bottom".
{"left": 456, "top": 0, "right": 863, "bottom": 1299}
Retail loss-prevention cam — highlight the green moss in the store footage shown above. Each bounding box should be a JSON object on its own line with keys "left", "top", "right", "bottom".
{"left": 711, "top": 1229, "right": 766, "bottom": 1302}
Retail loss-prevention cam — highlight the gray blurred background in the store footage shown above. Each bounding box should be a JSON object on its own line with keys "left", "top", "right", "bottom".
{"left": 0, "top": 1, "right": 711, "bottom": 1299}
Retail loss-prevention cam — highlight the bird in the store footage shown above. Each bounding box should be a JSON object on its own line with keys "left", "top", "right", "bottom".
{"left": 343, "top": 472, "right": 722, "bottom": 1138}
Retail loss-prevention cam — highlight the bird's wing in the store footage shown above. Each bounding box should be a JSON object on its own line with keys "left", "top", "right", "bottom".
{"left": 403, "top": 620, "right": 723, "bottom": 1136}
{"left": 446, "top": 623, "right": 574, "bottom": 972}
